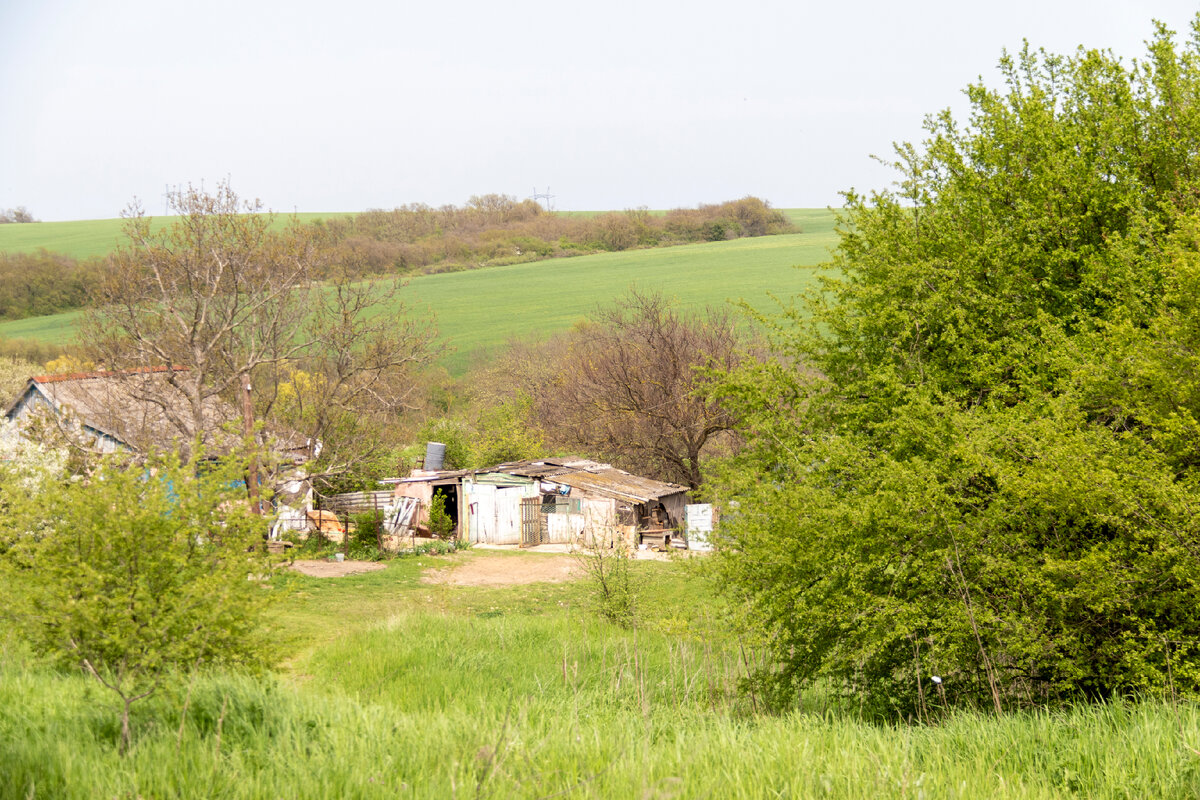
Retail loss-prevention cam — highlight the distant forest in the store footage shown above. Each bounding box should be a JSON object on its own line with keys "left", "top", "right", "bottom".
{"left": 0, "top": 195, "right": 793, "bottom": 322}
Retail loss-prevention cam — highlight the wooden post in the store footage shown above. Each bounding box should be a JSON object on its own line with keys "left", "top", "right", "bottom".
{"left": 242, "top": 376, "right": 260, "bottom": 515}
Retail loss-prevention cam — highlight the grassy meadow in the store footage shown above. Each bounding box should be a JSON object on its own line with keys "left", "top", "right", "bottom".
{"left": 3, "top": 549, "right": 1198, "bottom": 799}
{"left": 0, "top": 209, "right": 841, "bottom": 375}
{"left": 0, "top": 212, "right": 355, "bottom": 260}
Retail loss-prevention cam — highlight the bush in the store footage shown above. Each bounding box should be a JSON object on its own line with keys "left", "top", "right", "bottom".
{"left": 1, "top": 450, "right": 278, "bottom": 751}
{"left": 575, "top": 538, "right": 639, "bottom": 628}
{"left": 714, "top": 23, "right": 1200, "bottom": 716}
{"left": 350, "top": 511, "right": 384, "bottom": 550}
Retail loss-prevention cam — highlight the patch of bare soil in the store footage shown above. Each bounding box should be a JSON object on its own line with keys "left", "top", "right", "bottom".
{"left": 422, "top": 553, "right": 582, "bottom": 587}
{"left": 289, "top": 559, "right": 387, "bottom": 578}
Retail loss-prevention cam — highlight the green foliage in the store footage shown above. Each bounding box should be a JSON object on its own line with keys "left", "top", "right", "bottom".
{"left": 350, "top": 510, "right": 384, "bottom": 549}
{"left": 0, "top": 354, "right": 35, "bottom": 403}
{"left": 415, "top": 417, "right": 474, "bottom": 469}
{"left": 575, "top": 540, "right": 640, "bottom": 628}
{"left": 422, "top": 393, "right": 545, "bottom": 471}
{"left": 1, "top": 450, "right": 280, "bottom": 751}
{"left": 310, "top": 445, "right": 407, "bottom": 496}
{"left": 471, "top": 393, "right": 543, "bottom": 466}
{"left": 0, "top": 250, "right": 98, "bottom": 321}
{"left": 0, "top": 337, "right": 69, "bottom": 366}
{"left": 714, "top": 20, "right": 1200, "bottom": 716}
{"left": 324, "top": 195, "right": 795, "bottom": 276}
{"left": 428, "top": 492, "right": 455, "bottom": 539}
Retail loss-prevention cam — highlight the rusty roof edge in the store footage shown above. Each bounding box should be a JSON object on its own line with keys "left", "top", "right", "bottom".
{"left": 554, "top": 473, "right": 688, "bottom": 503}
{"left": 382, "top": 458, "right": 688, "bottom": 502}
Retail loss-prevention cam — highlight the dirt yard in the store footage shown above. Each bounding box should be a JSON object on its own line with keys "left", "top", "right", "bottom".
{"left": 289, "top": 545, "right": 681, "bottom": 582}
{"left": 289, "top": 559, "right": 388, "bottom": 578}
{"left": 422, "top": 552, "right": 582, "bottom": 587}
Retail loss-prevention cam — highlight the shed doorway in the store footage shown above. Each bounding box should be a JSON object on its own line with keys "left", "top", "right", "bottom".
{"left": 432, "top": 484, "right": 459, "bottom": 538}
{"left": 520, "top": 496, "right": 548, "bottom": 547}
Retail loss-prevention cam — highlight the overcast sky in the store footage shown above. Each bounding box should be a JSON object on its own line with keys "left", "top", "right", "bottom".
{"left": 2, "top": 1, "right": 1198, "bottom": 221}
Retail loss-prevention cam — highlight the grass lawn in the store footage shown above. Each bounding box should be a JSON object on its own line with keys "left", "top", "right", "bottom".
{"left": 0, "top": 211, "right": 841, "bottom": 374}
{"left": 3, "top": 548, "right": 1199, "bottom": 799}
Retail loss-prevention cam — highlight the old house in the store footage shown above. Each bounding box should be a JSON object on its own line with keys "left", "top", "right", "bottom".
{"left": 389, "top": 457, "right": 691, "bottom": 548}
{"left": 4, "top": 367, "right": 309, "bottom": 459}
{"left": 3, "top": 367, "right": 314, "bottom": 526}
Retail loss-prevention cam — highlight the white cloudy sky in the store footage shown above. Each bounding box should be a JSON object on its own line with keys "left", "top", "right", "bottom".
{"left": 1, "top": 1, "right": 1198, "bottom": 221}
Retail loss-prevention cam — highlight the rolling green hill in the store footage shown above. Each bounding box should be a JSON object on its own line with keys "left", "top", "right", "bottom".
{"left": 0, "top": 208, "right": 842, "bottom": 374}
{"left": 0, "top": 213, "right": 354, "bottom": 260}
{"left": 0, "top": 208, "right": 834, "bottom": 260}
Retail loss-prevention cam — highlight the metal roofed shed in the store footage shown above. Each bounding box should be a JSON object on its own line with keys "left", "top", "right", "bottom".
{"left": 389, "top": 457, "right": 691, "bottom": 549}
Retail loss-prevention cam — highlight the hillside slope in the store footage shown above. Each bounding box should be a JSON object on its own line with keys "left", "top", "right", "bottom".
{"left": 0, "top": 209, "right": 840, "bottom": 374}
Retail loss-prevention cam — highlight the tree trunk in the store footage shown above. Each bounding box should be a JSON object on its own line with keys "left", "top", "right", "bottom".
{"left": 119, "top": 698, "right": 133, "bottom": 755}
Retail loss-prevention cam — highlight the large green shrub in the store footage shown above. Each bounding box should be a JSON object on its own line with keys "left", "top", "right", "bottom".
{"left": 714, "top": 19, "right": 1200, "bottom": 716}
{"left": 350, "top": 510, "right": 384, "bottom": 550}
{"left": 1, "top": 450, "right": 279, "bottom": 751}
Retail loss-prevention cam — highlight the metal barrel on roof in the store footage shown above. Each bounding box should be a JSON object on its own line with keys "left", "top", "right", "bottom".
{"left": 425, "top": 441, "right": 447, "bottom": 471}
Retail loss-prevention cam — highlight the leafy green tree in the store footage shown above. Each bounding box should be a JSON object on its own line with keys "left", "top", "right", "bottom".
{"left": 714, "top": 19, "right": 1200, "bottom": 716}
{"left": 2, "top": 450, "right": 278, "bottom": 752}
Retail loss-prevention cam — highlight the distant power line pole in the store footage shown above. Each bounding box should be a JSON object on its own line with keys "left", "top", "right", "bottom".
{"left": 529, "top": 186, "right": 555, "bottom": 211}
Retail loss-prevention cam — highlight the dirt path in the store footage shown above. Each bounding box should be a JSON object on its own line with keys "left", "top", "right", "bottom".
{"left": 422, "top": 553, "right": 581, "bottom": 587}
{"left": 289, "top": 559, "right": 387, "bottom": 578}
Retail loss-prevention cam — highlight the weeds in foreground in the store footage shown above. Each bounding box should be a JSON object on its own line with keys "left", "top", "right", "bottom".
{"left": 7, "top": 555, "right": 1200, "bottom": 798}
{"left": 574, "top": 535, "right": 639, "bottom": 628}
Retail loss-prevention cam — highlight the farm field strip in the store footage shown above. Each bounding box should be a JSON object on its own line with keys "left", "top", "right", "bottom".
{"left": 0, "top": 212, "right": 354, "bottom": 260}
{"left": 0, "top": 211, "right": 840, "bottom": 374}
{"left": 0, "top": 208, "right": 835, "bottom": 261}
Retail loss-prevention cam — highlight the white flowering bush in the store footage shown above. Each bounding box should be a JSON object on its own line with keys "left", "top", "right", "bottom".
{"left": 0, "top": 419, "right": 68, "bottom": 491}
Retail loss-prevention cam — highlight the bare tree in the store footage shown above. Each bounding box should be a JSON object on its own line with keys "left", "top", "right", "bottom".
{"left": 256, "top": 269, "right": 439, "bottom": 479}
{"left": 0, "top": 206, "right": 37, "bottom": 223}
{"left": 511, "top": 289, "right": 744, "bottom": 491}
{"left": 82, "top": 182, "right": 436, "bottom": 481}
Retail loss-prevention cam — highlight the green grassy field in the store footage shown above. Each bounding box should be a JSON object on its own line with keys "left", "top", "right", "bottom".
{"left": 0, "top": 212, "right": 355, "bottom": 260}
{"left": 3, "top": 549, "right": 1198, "bottom": 799}
{"left": 0, "top": 210, "right": 841, "bottom": 374}
{"left": 0, "top": 208, "right": 831, "bottom": 260}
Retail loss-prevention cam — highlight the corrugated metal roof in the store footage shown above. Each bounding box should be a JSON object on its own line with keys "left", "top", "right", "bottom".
{"left": 487, "top": 458, "right": 688, "bottom": 504}
{"left": 468, "top": 472, "right": 536, "bottom": 487}
{"left": 386, "top": 459, "right": 689, "bottom": 505}
{"left": 394, "top": 468, "right": 474, "bottom": 483}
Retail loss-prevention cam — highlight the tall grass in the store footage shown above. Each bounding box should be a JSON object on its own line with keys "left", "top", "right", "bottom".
{"left": 4, "top": 553, "right": 1199, "bottom": 798}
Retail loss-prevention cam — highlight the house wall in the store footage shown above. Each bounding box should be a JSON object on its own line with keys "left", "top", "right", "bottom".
{"left": 541, "top": 495, "right": 618, "bottom": 546}
{"left": 392, "top": 481, "right": 434, "bottom": 529}
{"left": 7, "top": 387, "right": 124, "bottom": 454}
{"left": 464, "top": 480, "right": 538, "bottom": 544}
{"left": 545, "top": 511, "right": 584, "bottom": 543}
